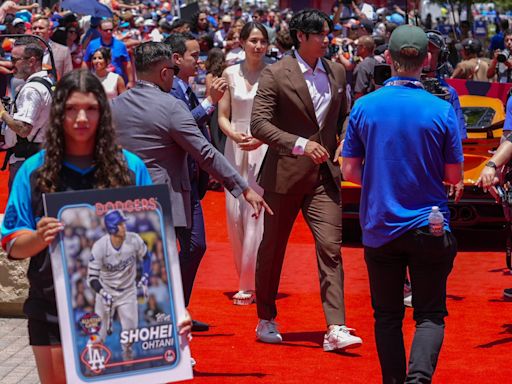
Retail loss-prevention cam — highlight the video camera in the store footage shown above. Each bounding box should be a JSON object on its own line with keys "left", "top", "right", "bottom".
{"left": 373, "top": 63, "right": 451, "bottom": 100}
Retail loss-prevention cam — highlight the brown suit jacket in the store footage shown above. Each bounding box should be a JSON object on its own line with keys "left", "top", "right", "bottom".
{"left": 250, "top": 55, "right": 348, "bottom": 194}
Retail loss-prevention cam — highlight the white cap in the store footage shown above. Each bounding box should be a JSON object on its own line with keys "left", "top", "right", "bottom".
{"left": 144, "top": 19, "right": 156, "bottom": 27}
{"left": 12, "top": 18, "right": 25, "bottom": 27}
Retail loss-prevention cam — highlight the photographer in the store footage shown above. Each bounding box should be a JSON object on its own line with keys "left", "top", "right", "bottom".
{"left": 0, "top": 37, "right": 52, "bottom": 189}
{"left": 353, "top": 35, "right": 377, "bottom": 100}
{"left": 487, "top": 30, "right": 512, "bottom": 83}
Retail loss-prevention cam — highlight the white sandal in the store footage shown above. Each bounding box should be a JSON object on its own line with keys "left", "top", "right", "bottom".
{"left": 232, "top": 290, "right": 256, "bottom": 305}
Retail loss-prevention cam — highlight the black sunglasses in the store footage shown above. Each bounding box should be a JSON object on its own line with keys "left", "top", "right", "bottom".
{"left": 102, "top": 28, "right": 113, "bottom": 33}
{"left": 162, "top": 65, "right": 180, "bottom": 76}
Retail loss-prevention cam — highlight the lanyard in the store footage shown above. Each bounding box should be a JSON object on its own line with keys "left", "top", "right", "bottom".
{"left": 384, "top": 77, "right": 424, "bottom": 89}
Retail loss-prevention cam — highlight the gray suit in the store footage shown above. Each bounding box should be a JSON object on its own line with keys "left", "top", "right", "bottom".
{"left": 111, "top": 82, "right": 248, "bottom": 228}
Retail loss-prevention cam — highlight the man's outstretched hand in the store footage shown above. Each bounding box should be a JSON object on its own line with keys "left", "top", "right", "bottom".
{"left": 242, "top": 187, "right": 274, "bottom": 219}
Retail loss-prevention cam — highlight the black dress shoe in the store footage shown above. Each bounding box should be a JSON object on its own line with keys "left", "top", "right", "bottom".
{"left": 192, "top": 320, "right": 209, "bottom": 332}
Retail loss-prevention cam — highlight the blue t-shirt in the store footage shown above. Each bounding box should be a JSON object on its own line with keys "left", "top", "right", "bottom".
{"left": 342, "top": 77, "right": 464, "bottom": 248}
{"left": 489, "top": 32, "right": 505, "bottom": 53}
{"left": 84, "top": 37, "right": 130, "bottom": 82}
{"left": 504, "top": 96, "right": 512, "bottom": 132}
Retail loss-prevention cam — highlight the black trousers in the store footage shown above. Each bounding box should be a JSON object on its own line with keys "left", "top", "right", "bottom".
{"left": 364, "top": 227, "right": 457, "bottom": 384}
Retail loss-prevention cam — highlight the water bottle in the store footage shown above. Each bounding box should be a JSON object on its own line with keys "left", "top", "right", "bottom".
{"left": 428, "top": 206, "right": 445, "bottom": 237}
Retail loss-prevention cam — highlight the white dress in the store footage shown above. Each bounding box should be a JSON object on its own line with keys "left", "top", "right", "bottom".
{"left": 98, "top": 71, "right": 120, "bottom": 100}
{"left": 223, "top": 63, "right": 268, "bottom": 292}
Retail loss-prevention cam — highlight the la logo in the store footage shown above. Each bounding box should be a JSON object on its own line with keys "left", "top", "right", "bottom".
{"left": 88, "top": 344, "right": 105, "bottom": 371}
{"left": 80, "top": 342, "right": 112, "bottom": 374}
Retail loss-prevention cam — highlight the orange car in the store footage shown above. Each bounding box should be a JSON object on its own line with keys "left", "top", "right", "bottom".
{"left": 341, "top": 95, "right": 507, "bottom": 239}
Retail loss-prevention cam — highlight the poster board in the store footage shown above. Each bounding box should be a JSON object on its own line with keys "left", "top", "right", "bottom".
{"left": 44, "top": 185, "right": 192, "bottom": 384}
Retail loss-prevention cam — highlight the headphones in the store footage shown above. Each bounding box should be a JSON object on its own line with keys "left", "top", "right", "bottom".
{"left": 425, "top": 30, "right": 449, "bottom": 67}
{"left": 461, "top": 38, "right": 482, "bottom": 55}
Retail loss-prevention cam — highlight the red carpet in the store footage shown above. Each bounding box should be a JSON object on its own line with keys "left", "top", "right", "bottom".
{"left": 188, "top": 192, "right": 511, "bottom": 383}
{"left": 0, "top": 163, "right": 508, "bottom": 382}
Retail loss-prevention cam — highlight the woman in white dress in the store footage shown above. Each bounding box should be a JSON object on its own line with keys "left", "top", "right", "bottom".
{"left": 91, "top": 47, "right": 126, "bottom": 100}
{"left": 218, "top": 22, "right": 269, "bottom": 305}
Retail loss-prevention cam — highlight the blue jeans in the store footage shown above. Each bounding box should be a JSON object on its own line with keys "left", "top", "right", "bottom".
{"left": 364, "top": 227, "right": 457, "bottom": 384}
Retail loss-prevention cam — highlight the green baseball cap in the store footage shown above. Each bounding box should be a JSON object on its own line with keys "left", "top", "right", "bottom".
{"left": 388, "top": 25, "right": 428, "bottom": 57}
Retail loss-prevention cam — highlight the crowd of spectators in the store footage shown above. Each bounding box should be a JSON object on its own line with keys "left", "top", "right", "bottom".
{"left": 0, "top": 1, "right": 511, "bottom": 104}
{"left": 0, "top": 2, "right": 507, "bottom": 111}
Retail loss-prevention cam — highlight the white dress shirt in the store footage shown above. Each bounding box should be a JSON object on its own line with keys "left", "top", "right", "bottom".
{"left": 292, "top": 51, "right": 332, "bottom": 155}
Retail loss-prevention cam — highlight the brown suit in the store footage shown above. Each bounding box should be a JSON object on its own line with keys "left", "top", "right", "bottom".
{"left": 251, "top": 55, "right": 348, "bottom": 326}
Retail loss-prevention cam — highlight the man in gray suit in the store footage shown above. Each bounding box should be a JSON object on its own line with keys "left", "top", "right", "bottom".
{"left": 111, "top": 42, "right": 271, "bottom": 312}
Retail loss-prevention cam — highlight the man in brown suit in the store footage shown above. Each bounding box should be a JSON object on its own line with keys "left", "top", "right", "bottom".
{"left": 250, "top": 9, "right": 362, "bottom": 351}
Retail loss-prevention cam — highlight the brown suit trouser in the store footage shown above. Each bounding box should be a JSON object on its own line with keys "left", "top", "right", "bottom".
{"left": 256, "top": 175, "right": 346, "bottom": 326}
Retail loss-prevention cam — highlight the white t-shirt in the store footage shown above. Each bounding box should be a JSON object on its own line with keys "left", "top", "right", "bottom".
{"left": 5, "top": 71, "right": 52, "bottom": 163}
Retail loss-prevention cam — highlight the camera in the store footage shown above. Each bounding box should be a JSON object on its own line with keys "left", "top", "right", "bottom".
{"left": 497, "top": 50, "right": 511, "bottom": 63}
{"left": 1, "top": 96, "right": 12, "bottom": 111}
{"left": 373, "top": 64, "right": 392, "bottom": 86}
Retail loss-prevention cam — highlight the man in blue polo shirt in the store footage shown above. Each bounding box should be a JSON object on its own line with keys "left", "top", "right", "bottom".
{"left": 342, "top": 25, "right": 463, "bottom": 383}
{"left": 82, "top": 19, "right": 134, "bottom": 88}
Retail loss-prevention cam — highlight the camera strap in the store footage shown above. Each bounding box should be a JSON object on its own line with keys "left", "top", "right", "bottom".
{"left": 0, "top": 76, "right": 53, "bottom": 170}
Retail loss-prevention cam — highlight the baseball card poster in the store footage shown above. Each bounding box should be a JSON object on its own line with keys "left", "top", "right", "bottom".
{"left": 43, "top": 185, "right": 193, "bottom": 384}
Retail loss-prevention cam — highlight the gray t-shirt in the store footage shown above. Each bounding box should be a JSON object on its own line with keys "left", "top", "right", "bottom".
{"left": 353, "top": 56, "right": 377, "bottom": 95}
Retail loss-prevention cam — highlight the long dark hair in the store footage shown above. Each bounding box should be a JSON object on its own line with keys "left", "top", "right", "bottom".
{"left": 37, "top": 70, "right": 132, "bottom": 192}
{"left": 240, "top": 21, "right": 269, "bottom": 43}
{"left": 93, "top": 46, "right": 112, "bottom": 64}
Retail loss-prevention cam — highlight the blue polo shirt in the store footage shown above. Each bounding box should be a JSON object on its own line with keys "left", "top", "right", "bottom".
{"left": 342, "top": 77, "right": 464, "bottom": 248}
{"left": 84, "top": 37, "right": 130, "bottom": 82}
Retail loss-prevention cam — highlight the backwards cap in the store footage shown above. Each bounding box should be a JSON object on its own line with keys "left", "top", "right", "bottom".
{"left": 388, "top": 25, "right": 428, "bottom": 57}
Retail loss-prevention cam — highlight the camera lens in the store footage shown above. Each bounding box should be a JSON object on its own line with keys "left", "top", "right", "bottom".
{"left": 497, "top": 51, "right": 509, "bottom": 63}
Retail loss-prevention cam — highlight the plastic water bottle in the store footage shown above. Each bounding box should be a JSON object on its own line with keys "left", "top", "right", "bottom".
{"left": 428, "top": 206, "right": 445, "bottom": 237}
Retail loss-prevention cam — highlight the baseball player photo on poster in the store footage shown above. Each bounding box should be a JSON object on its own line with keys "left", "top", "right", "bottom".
{"left": 43, "top": 184, "right": 193, "bottom": 384}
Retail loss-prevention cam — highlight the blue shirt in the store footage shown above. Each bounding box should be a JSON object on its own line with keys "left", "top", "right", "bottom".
{"left": 342, "top": 77, "right": 464, "bottom": 248}
{"left": 504, "top": 96, "right": 512, "bottom": 132}
{"left": 489, "top": 32, "right": 505, "bottom": 53}
{"left": 84, "top": 37, "right": 130, "bottom": 82}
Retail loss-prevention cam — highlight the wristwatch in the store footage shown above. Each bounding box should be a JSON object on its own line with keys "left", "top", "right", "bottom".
{"left": 485, "top": 161, "right": 497, "bottom": 169}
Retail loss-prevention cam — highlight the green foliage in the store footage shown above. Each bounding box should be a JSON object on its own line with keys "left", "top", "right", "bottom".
{"left": 494, "top": 0, "right": 512, "bottom": 12}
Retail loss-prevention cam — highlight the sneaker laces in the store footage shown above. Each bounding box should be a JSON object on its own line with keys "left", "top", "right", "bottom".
{"left": 330, "top": 325, "right": 356, "bottom": 337}
{"left": 259, "top": 319, "right": 279, "bottom": 334}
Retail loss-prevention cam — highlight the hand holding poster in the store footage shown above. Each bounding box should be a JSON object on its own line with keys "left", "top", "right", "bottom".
{"left": 44, "top": 185, "right": 193, "bottom": 384}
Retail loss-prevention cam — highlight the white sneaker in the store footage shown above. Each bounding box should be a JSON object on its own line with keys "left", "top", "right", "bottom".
{"left": 256, "top": 319, "right": 282, "bottom": 343}
{"left": 323, "top": 325, "right": 362, "bottom": 352}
